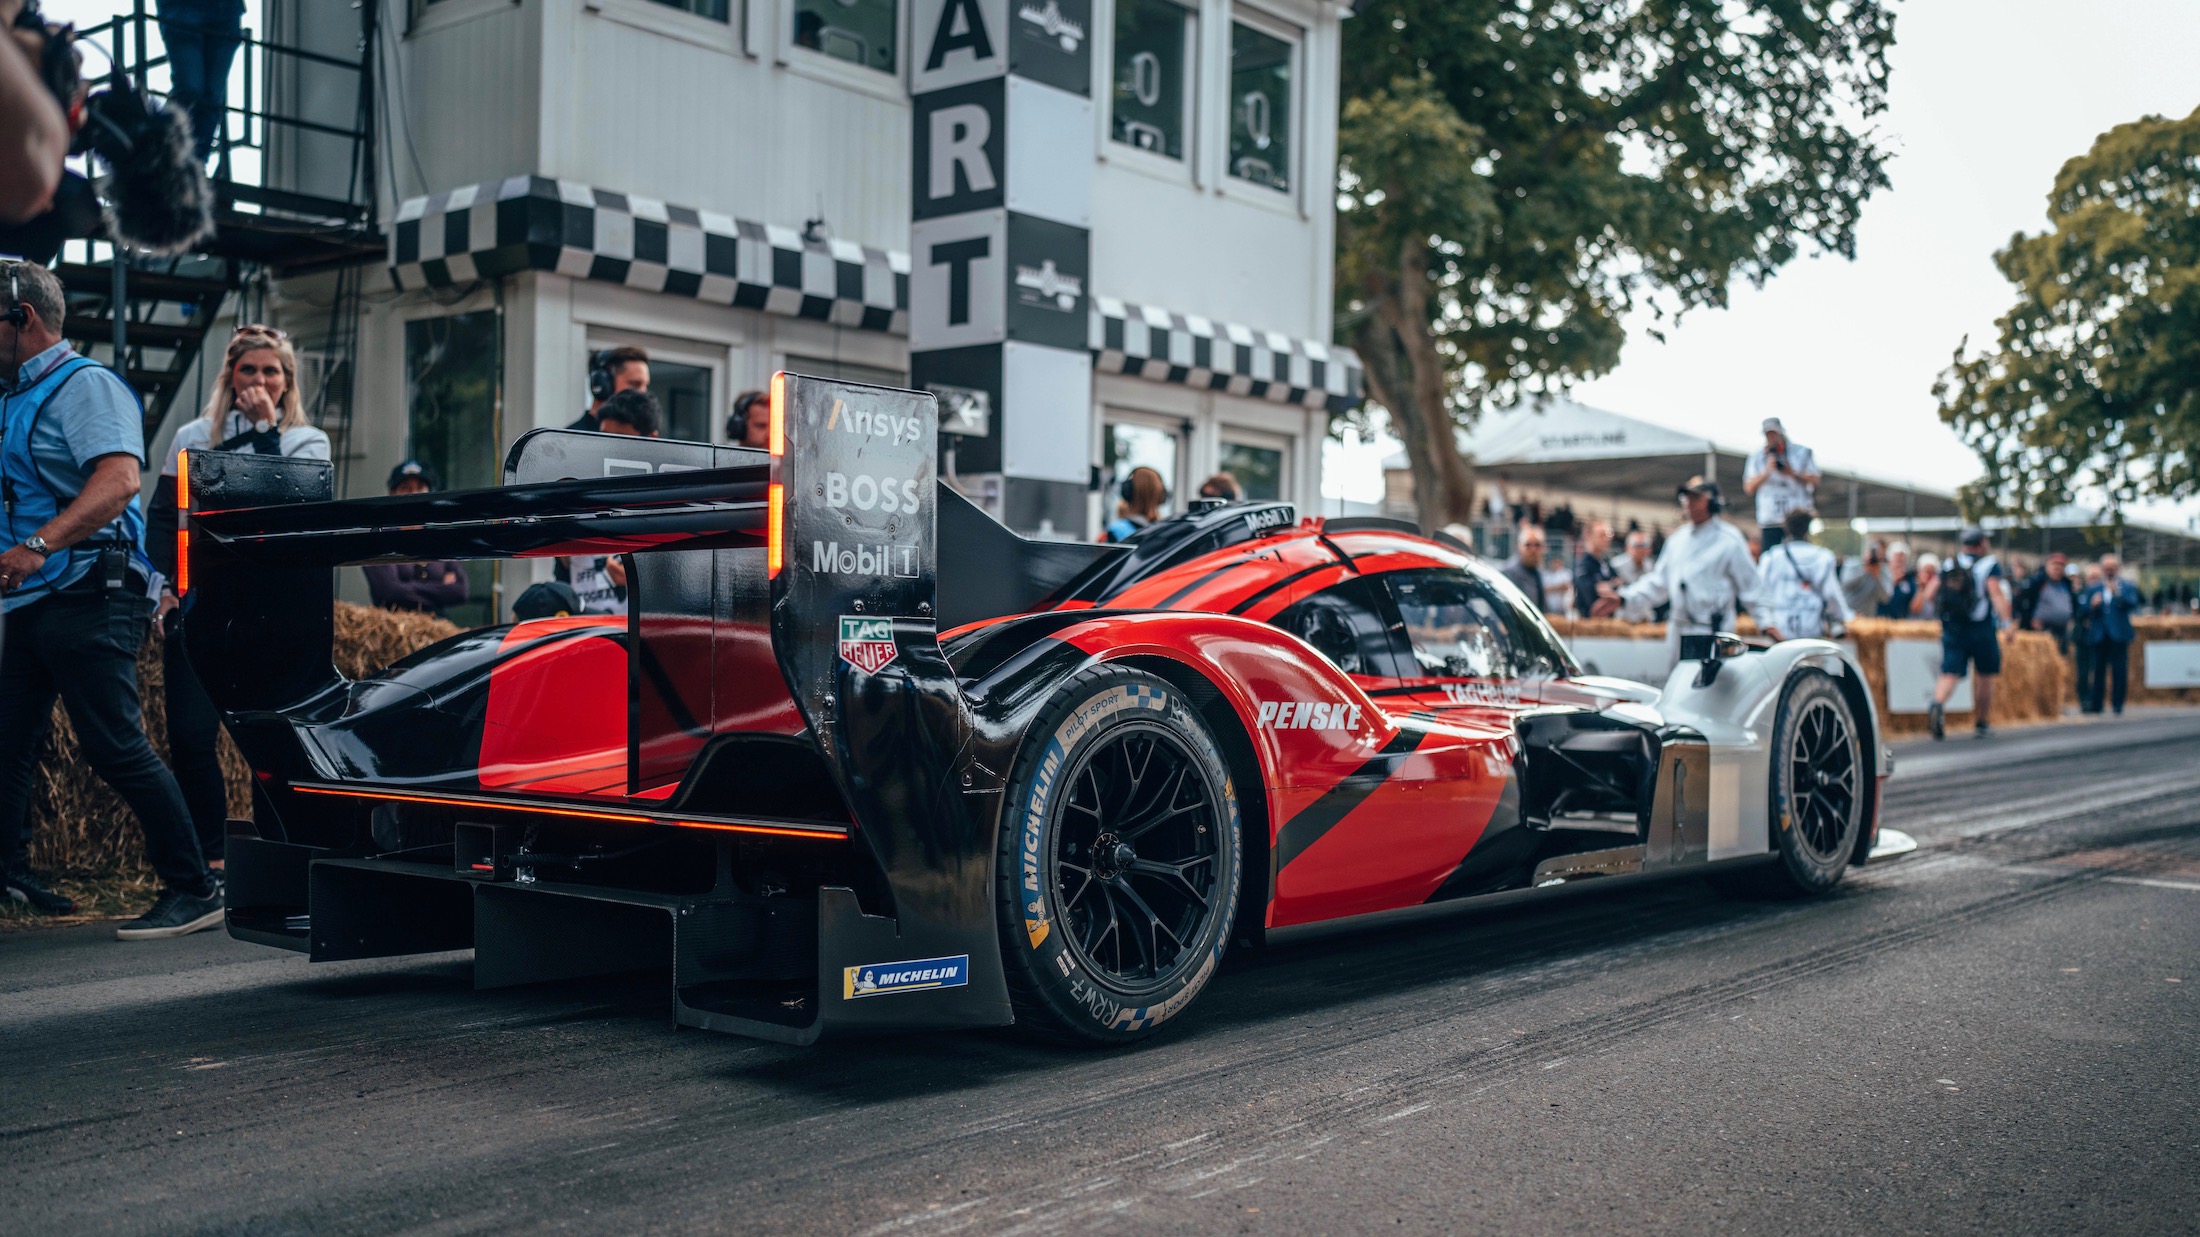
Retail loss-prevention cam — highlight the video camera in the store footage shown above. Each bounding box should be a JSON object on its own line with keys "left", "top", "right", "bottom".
{"left": 2, "top": 0, "right": 213, "bottom": 262}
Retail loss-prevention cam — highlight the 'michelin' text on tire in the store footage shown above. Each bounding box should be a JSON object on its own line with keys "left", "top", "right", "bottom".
{"left": 995, "top": 667, "right": 1242, "bottom": 1045}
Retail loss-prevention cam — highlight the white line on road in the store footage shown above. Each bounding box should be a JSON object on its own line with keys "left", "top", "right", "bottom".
{"left": 2105, "top": 876, "right": 2200, "bottom": 893}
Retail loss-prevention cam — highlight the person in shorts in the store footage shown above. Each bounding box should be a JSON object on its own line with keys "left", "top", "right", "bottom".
{"left": 1924, "top": 527, "right": 2013, "bottom": 739}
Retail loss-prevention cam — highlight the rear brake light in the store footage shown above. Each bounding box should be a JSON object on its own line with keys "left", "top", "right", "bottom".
{"left": 767, "top": 483, "right": 784, "bottom": 577}
{"left": 175, "top": 449, "right": 190, "bottom": 594}
{"left": 768, "top": 371, "right": 785, "bottom": 457}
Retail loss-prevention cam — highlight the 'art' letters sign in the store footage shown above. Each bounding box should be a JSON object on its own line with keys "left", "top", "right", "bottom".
{"left": 908, "top": 0, "right": 1095, "bottom": 524}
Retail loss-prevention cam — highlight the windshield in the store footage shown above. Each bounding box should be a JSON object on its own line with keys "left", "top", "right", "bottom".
{"left": 1384, "top": 568, "right": 1576, "bottom": 680}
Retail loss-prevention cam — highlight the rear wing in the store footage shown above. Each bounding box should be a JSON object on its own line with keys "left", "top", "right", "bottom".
{"left": 185, "top": 376, "right": 1016, "bottom": 1034}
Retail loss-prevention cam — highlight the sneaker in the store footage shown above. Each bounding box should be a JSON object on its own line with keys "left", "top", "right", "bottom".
{"left": 1927, "top": 700, "right": 1946, "bottom": 740}
{"left": 115, "top": 886, "right": 224, "bottom": 941}
{"left": 1974, "top": 722, "right": 1991, "bottom": 738}
{"left": 4, "top": 869, "right": 76, "bottom": 916}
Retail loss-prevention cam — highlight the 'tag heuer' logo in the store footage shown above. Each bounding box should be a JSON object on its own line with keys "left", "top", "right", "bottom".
{"left": 838, "top": 615, "right": 898, "bottom": 673}
{"left": 843, "top": 954, "right": 970, "bottom": 1000}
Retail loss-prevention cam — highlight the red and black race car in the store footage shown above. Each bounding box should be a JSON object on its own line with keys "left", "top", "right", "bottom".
{"left": 181, "top": 374, "right": 1889, "bottom": 1046}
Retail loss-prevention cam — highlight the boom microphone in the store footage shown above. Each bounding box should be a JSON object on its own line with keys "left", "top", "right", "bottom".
{"left": 74, "top": 81, "right": 215, "bottom": 256}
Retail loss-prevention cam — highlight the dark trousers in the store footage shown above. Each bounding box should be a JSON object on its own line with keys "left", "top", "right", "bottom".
{"left": 0, "top": 590, "right": 211, "bottom": 894}
{"left": 163, "top": 626, "right": 228, "bottom": 863}
{"left": 156, "top": 0, "right": 245, "bottom": 161}
{"left": 2072, "top": 639, "right": 2096, "bottom": 711}
{"left": 2038, "top": 620, "right": 2070, "bottom": 656}
{"left": 2085, "top": 640, "right": 2131, "bottom": 714}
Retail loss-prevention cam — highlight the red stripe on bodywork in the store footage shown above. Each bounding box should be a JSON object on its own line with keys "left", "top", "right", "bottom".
{"left": 480, "top": 617, "right": 629, "bottom": 795}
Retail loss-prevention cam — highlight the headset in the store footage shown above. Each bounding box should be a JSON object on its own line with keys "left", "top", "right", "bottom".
{"left": 1118, "top": 466, "right": 1167, "bottom": 506}
{"left": 1676, "top": 478, "right": 1725, "bottom": 515}
{"left": 3, "top": 268, "right": 25, "bottom": 328}
{"left": 587, "top": 349, "right": 616, "bottom": 403}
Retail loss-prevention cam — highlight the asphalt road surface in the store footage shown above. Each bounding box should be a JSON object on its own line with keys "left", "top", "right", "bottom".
{"left": 7, "top": 711, "right": 2199, "bottom": 1235}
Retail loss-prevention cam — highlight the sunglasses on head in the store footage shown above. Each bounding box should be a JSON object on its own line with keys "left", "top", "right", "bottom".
{"left": 233, "top": 324, "right": 290, "bottom": 342}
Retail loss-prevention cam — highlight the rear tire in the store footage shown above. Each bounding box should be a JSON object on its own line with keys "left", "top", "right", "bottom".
{"left": 994, "top": 666, "right": 1242, "bottom": 1046}
{"left": 1757, "top": 670, "right": 1865, "bottom": 896}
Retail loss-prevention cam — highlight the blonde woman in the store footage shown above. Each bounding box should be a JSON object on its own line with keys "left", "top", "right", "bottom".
{"left": 149, "top": 324, "right": 328, "bottom": 873}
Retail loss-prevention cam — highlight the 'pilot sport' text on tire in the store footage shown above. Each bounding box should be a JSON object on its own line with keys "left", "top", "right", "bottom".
{"left": 995, "top": 666, "right": 1242, "bottom": 1045}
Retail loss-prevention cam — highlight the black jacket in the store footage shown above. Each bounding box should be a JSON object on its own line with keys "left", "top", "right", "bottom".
{"left": 1499, "top": 557, "right": 1545, "bottom": 612}
{"left": 1573, "top": 552, "right": 1616, "bottom": 617}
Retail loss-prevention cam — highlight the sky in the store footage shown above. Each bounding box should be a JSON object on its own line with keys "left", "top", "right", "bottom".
{"left": 1323, "top": 0, "right": 2200, "bottom": 530}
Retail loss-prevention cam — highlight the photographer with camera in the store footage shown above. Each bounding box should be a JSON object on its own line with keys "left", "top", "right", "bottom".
{"left": 1742, "top": 417, "right": 1821, "bottom": 550}
{"left": 0, "top": 260, "right": 218, "bottom": 935}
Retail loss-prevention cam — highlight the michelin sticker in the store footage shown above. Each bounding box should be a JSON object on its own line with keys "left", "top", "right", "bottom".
{"left": 838, "top": 616, "right": 899, "bottom": 673}
{"left": 843, "top": 954, "right": 970, "bottom": 1000}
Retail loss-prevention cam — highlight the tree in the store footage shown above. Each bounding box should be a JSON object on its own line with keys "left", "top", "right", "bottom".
{"left": 1337, "top": 0, "right": 1895, "bottom": 532}
{"left": 1937, "top": 107, "right": 2200, "bottom": 524}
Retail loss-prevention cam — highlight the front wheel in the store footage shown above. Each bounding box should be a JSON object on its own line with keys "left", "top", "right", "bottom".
{"left": 995, "top": 666, "right": 1242, "bottom": 1045}
{"left": 1763, "top": 670, "right": 1865, "bottom": 895}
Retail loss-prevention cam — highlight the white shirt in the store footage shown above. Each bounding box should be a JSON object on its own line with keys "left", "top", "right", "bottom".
{"left": 163, "top": 410, "right": 331, "bottom": 475}
{"left": 1757, "top": 540, "right": 1854, "bottom": 639}
{"left": 1621, "top": 518, "right": 1763, "bottom": 633}
{"left": 569, "top": 555, "right": 627, "bottom": 615}
{"left": 1743, "top": 440, "right": 1818, "bottom": 526}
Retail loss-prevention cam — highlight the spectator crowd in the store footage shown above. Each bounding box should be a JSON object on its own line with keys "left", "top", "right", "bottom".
{"left": 1482, "top": 414, "right": 2180, "bottom": 736}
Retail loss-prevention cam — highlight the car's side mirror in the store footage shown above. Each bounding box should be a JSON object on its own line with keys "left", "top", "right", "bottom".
{"left": 1680, "top": 632, "right": 1747, "bottom": 687}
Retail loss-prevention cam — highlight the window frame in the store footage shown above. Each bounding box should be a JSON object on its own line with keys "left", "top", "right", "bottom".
{"left": 1101, "top": 408, "right": 1192, "bottom": 520}
{"left": 779, "top": 0, "right": 905, "bottom": 97}
{"left": 1218, "top": 3, "right": 1302, "bottom": 213}
{"left": 590, "top": 0, "right": 743, "bottom": 54}
{"left": 1103, "top": 0, "right": 1202, "bottom": 182}
{"left": 1215, "top": 425, "right": 1292, "bottom": 503}
{"left": 584, "top": 327, "right": 731, "bottom": 444}
{"left": 1269, "top": 574, "right": 1413, "bottom": 681}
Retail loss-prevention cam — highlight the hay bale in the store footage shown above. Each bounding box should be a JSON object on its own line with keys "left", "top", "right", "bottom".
{"left": 25, "top": 602, "right": 459, "bottom": 878}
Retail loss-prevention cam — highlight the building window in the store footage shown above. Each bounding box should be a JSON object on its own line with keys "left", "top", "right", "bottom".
{"left": 645, "top": 0, "right": 730, "bottom": 19}
{"left": 1111, "top": 0, "right": 1194, "bottom": 159}
{"left": 793, "top": 0, "right": 897, "bottom": 73}
{"left": 1104, "top": 418, "right": 1184, "bottom": 516}
{"left": 1219, "top": 439, "right": 1285, "bottom": 501}
{"left": 1228, "top": 19, "right": 1293, "bottom": 192}
{"left": 649, "top": 358, "right": 714, "bottom": 443}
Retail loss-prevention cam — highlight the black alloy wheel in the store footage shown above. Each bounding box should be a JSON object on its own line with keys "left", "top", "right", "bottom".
{"left": 1053, "top": 724, "right": 1223, "bottom": 987}
{"left": 1785, "top": 694, "right": 1860, "bottom": 863}
{"left": 996, "top": 666, "right": 1241, "bottom": 1045}
{"left": 1761, "top": 670, "right": 1864, "bottom": 896}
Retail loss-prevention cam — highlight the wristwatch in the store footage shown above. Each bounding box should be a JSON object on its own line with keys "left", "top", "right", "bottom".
{"left": 21, "top": 535, "right": 49, "bottom": 557}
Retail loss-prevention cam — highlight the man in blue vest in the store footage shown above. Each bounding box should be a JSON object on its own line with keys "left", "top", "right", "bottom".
{"left": 0, "top": 259, "right": 219, "bottom": 936}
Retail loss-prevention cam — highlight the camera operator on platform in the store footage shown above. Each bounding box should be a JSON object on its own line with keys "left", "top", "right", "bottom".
{"left": 0, "top": 260, "right": 219, "bottom": 936}
{"left": 1742, "top": 417, "right": 1820, "bottom": 549}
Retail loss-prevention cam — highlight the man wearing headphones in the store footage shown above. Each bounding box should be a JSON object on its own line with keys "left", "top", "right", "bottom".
{"left": 567, "top": 345, "right": 650, "bottom": 432}
{"left": 0, "top": 259, "right": 217, "bottom": 933}
{"left": 1620, "top": 475, "right": 1771, "bottom": 667}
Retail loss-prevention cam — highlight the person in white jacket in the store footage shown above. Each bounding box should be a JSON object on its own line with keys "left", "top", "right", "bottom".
{"left": 1756, "top": 508, "right": 1854, "bottom": 640}
{"left": 1621, "top": 476, "right": 1769, "bottom": 668}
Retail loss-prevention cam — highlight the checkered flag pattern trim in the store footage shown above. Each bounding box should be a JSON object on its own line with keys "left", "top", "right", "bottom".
{"left": 388, "top": 179, "right": 1362, "bottom": 414}
{"left": 389, "top": 177, "right": 909, "bottom": 334}
{"left": 1089, "top": 296, "right": 1363, "bottom": 415}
